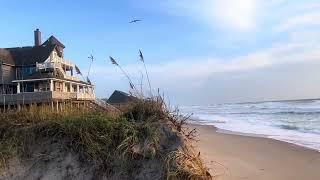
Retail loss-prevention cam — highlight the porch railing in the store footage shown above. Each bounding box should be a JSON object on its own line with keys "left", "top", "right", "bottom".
{"left": 0, "top": 91, "right": 95, "bottom": 105}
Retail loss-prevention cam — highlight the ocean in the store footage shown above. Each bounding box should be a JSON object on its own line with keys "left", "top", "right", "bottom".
{"left": 180, "top": 99, "right": 320, "bottom": 152}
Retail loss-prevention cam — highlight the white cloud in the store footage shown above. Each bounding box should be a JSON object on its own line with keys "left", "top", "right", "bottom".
{"left": 290, "top": 30, "right": 320, "bottom": 43}
{"left": 212, "top": 0, "right": 257, "bottom": 30}
{"left": 142, "top": 0, "right": 258, "bottom": 31}
{"left": 275, "top": 12, "right": 320, "bottom": 32}
{"left": 92, "top": 37, "right": 320, "bottom": 103}
{"left": 148, "top": 41, "right": 319, "bottom": 79}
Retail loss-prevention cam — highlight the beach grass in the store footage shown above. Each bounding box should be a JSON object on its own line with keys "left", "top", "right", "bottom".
{"left": 0, "top": 99, "right": 211, "bottom": 179}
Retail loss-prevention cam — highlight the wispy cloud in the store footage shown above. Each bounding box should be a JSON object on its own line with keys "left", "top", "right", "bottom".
{"left": 275, "top": 12, "right": 320, "bottom": 32}
{"left": 142, "top": 0, "right": 320, "bottom": 33}
{"left": 211, "top": 0, "right": 257, "bottom": 30}
{"left": 138, "top": 0, "right": 258, "bottom": 31}
{"left": 92, "top": 37, "right": 320, "bottom": 102}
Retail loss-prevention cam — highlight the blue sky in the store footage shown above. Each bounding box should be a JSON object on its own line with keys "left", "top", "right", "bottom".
{"left": 1, "top": 0, "right": 320, "bottom": 105}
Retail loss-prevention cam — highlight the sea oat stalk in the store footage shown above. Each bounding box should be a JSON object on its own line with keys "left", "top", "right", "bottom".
{"left": 139, "top": 50, "right": 152, "bottom": 96}
{"left": 109, "top": 56, "right": 140, "bottom": 96}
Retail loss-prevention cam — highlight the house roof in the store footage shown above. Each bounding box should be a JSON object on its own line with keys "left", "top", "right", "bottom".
{"left": 0, "top": 35, "right": 65, "bottom": 66}
{"left": 107, "top": 90, "right": 138, "bottom": 104}
{"left": 0, "top": 45, "right": 55, "bottom": 66}
{"left": 42, "top": 36, "right": 65, "bottom": 49}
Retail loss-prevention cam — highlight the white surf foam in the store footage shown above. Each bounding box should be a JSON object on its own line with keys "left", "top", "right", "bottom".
{"left": 181, "top": 101, "right": 320, "bottom": 152}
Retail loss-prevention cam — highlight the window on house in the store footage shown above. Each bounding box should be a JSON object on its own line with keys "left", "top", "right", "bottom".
{"left": 18, "top": 66, "right": 36, "bottom": 78}
{"left": 24, "top": 83, "right": 34, "bottom": 92}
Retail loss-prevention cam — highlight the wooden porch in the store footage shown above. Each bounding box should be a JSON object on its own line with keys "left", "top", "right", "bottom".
{"left": 0, "top": 91, "right": 95, "bottom": 105}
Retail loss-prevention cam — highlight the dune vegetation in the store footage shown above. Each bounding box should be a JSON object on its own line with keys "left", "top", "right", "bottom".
{"left": 0, "top": 97, "right": 211, "bottom": 179}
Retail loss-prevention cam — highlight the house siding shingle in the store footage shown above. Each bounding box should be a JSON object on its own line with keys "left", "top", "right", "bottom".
{"left": 0, "top": 64, "right": 16, "bottom": 84}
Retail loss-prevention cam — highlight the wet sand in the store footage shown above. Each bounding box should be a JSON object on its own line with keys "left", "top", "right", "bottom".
{"left": 190, "top": 124, "right": 320, "bottom": 180}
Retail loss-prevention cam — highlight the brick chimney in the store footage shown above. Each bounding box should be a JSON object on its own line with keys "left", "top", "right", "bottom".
{"left": 34, "top": 29, "right": 41, "bottom": 46}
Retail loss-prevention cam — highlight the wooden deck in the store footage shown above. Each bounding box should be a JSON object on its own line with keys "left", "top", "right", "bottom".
{"left": 0, "top": 91, "right": 95, "bottom": 105}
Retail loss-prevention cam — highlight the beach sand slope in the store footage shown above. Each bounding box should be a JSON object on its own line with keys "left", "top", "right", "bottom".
{"left": 190, "top": 124, "right": 320, "bottom": 180}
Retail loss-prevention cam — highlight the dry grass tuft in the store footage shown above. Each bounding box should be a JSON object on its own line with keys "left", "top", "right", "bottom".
{"left": 122, "top": 98, "right": 212, "bottom": 179}
{"left": 165, "top": 146, "right": 211, "bottom": 180}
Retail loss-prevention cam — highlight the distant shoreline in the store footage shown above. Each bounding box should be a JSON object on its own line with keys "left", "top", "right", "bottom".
{"left": 191, "top": 123, "right": 320, "bottom": 152}
{"left": 230, "top": 97, "right": 320, "bottom": 105}
{"left": 190, "top": 123, "right": 320, "bottom": 180}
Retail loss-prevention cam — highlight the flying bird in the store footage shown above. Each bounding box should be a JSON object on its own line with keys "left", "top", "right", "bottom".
{"left": 129, "top": 19, "right": 142, "bottom": 23}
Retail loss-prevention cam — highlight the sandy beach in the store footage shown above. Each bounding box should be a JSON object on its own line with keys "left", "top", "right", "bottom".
{"left": 190, "top": 124, "right": 320, "bottom": 180}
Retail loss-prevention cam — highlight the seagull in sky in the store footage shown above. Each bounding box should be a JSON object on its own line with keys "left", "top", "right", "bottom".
{"left": 129, "top": 19, "right": 142, "bottom": 24}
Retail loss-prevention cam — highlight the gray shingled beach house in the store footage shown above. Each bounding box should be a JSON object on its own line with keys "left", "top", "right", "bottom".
{"left": 0, "top": 29, "right": 96, "bottom": 110}
{"left": 107, "top": 90, "right": 138, "bottom": 107}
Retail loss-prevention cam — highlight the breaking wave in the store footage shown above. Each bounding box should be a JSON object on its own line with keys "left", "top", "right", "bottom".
{"left": 181, "top": 99, "right": 320, "bottom": 151}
